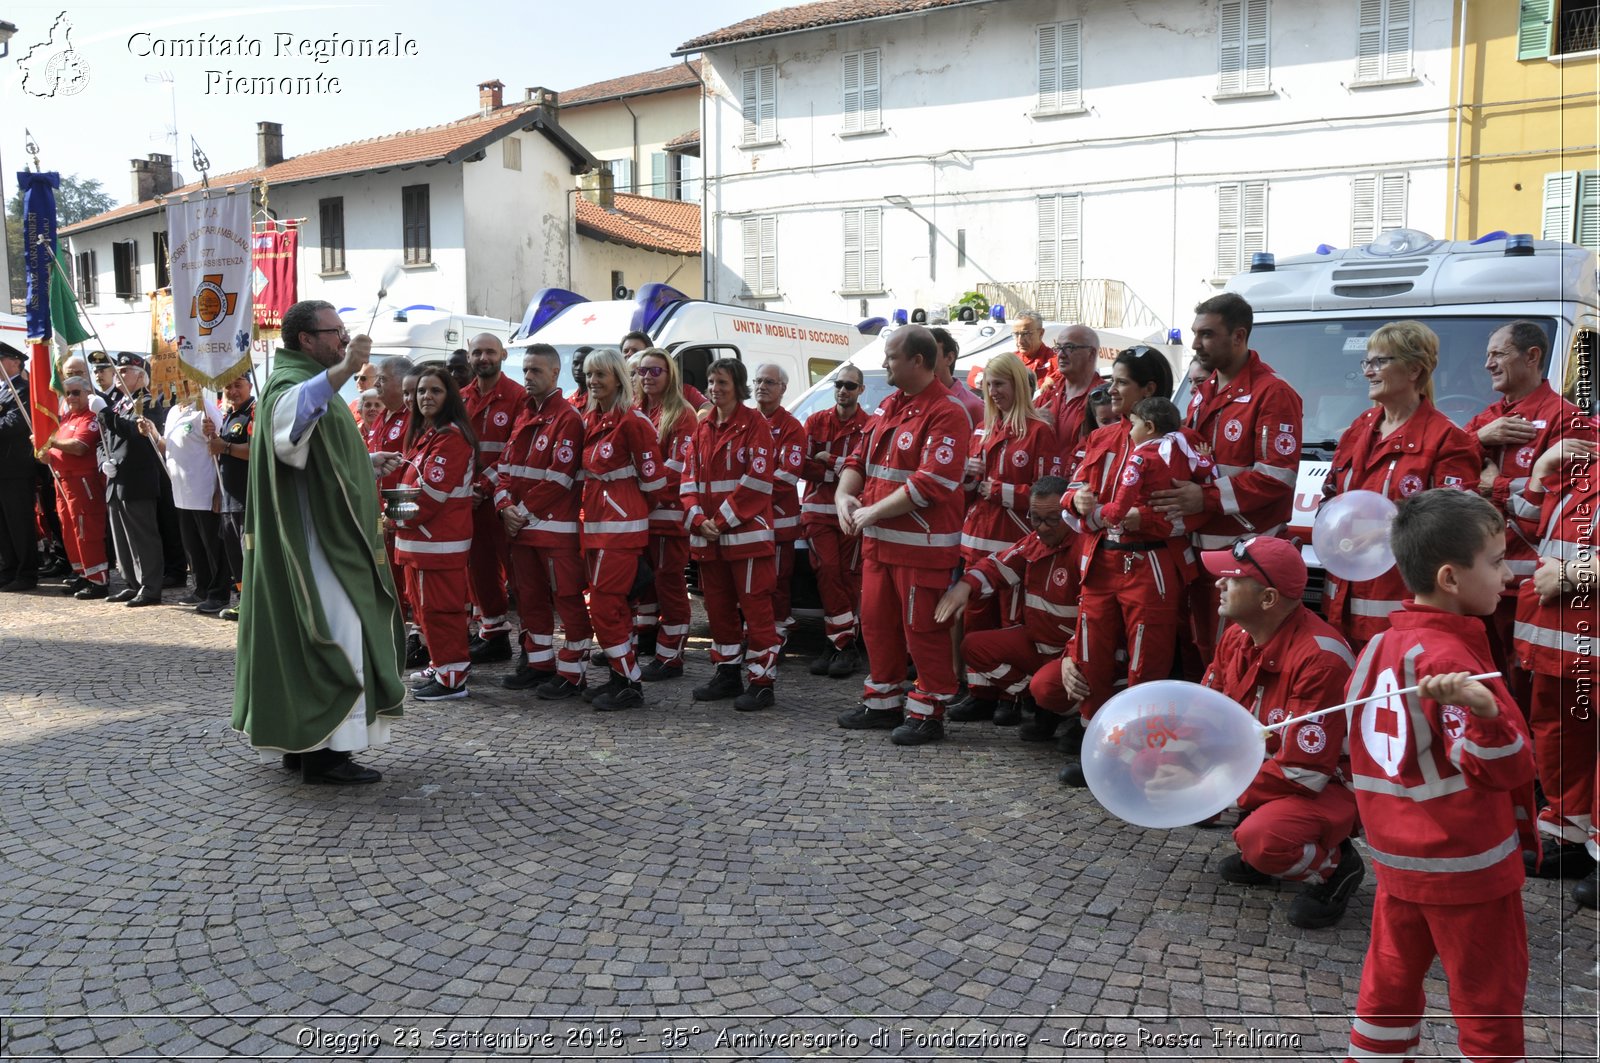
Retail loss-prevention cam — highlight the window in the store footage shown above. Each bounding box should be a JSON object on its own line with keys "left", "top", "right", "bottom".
{"left": 502, "top": 136, "right": 521, "bottom": 171}
{"left": 319, "top": 197, "right": 345, "bottom": 274}
{"left": 842, "top": 207, "right": 882, "bottom": 293}
{"left": 152, "top": 231, "right": 170, "bottom": 290}
{"left": 1561, "top": 0, "right": 1600, "bottom": 54}
{"left": 1036, "top": 194, "right": 1082, "bottom": 319}
{"left": 1522, "top": 0, "right": 1600, "bottom": 57}
{"left": 650, "top": 152, "right": 669, "bottom": 197}
{"left": 1543, "top": 170, "right": 1600, "bottom": 251}
{"left": 75, "top": 249, "right": 96, "bottom": 305}
{"left": 608, "top": 158, "right": 634, "bottom": 194}
{"left": 741, "top": 216, "right": 777, "bottom": 298}
{"left": 842, "top": 48, "right": 882, "bottom": 133}
{"left": 1218, "top": 0, "right": 1270, "bottom": 95}
{"left": 675, "top": 154, "right": 702, "bottom": 204}
{"left": 1351, "top": 173, "right": 1408, "bottom": 245}
{"left": 402, "top": 184, "right": 431, "bottom": 265}
{"left": 1036, "top": 21, "right": 1083, "bottom": 113}
{"left": 740, "top": 65, "right": 777, "bottom": 145}
{"left": 1216, "top": 181, "right": 1267, "bottom": 278}
{"left": 1355, "top": 0, "right": 1411, "bottom": 82}
{"left": 112, "top": 240, "right": 139, "bottom": 300}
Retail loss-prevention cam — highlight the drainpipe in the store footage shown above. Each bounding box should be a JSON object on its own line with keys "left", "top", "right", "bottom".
{"left": 681, "top": 57, "right": 711, "bottom": 300}
{"left": 620, "top": 96, "right": 640, "bottom": 194}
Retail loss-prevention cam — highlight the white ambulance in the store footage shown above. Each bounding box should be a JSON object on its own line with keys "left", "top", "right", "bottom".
{"left": 1189, "top": 229, "right": 1598, "bottom": 588}
{"left": 511, "top": 283, "right": 876, "bottom": 395}
{"left": 336, "top": 305, "right": 519, "bottom": 363}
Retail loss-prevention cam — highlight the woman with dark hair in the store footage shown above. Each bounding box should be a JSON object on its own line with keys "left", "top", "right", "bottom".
{"left": 1047, "top": 346, "right": 1194, "bottom": 784}
{"left": 394, "top": 364, "right": 479, "bottom": 701}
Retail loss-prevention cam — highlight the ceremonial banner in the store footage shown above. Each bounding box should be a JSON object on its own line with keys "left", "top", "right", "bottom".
{"left": 169, "top": 191, "right": 253, "bottom": 388}
{"left": 18, "top": 170, "right": 61, "bottom": 343}
{"left": 251, "top": 220, "right": 298, "bottom": 336}
{"left": 148, "top": 289, "right": 195, "bottom": 402}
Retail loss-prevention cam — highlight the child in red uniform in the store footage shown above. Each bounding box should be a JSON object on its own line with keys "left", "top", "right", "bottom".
{"left": 1342, "top": 489, "right": 1538, "bottom": 1063}
{"left": 1099, "top": 397, "right": 1213, "bottom": 530}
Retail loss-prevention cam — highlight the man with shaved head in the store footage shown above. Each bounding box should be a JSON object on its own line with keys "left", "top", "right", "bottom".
{"left": 461, "top": 333, "right": 525, "bottom": 663}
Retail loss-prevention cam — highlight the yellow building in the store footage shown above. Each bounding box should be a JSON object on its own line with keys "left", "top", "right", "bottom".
{"left": 1452, "top": 0, "right": 1598, "bottom": 247}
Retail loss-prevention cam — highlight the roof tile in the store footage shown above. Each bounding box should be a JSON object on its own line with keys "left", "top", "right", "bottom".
{"left": 560, "top": 62, "right": 702, "bottom": 108}
{"left": 676, "top": 0, "right": 985, "bottom": 52}
{"left": 575, "top": 193, "right": 701, "bottom": 256}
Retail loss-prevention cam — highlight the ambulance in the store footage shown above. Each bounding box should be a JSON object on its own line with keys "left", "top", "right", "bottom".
{"left": 1192, "top": 228, "right": 1598, "bottom": 593}
{"left": 511, "top": 283, "right": 877, "bottom": 394}
{"left": 335, "top": 305, "right": 519, "bottom": 363}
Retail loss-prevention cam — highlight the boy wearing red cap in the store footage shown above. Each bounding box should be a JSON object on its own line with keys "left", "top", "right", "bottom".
{"left": 1198, "top": 535, "right": 1363, "bottom": 928}
{"left": 1341, "top": 489, "right": 1537, "bottom": 1063}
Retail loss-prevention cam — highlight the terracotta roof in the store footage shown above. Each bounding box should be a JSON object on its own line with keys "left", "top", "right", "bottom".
{"left": 575, "top": 193, "right": 700, "bottom": 256}
{"left": 675, "top": 0, "right": 990, "bottom": 53}
{"left": 560, "top": 62, "right": 702, "bottom": 108}
{"left": 665, "top": 129, "right": 700, "bottom": 152}
{"left": 63, "top": 101, "right": 598, "bottom": 235}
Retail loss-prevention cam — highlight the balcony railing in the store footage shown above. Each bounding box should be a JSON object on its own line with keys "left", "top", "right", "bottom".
{"left": 1560, "top": 3, "right": 1600, "bottom": 54}
{"left": 976, "top": 278, "right": 1168, "bottom": 334}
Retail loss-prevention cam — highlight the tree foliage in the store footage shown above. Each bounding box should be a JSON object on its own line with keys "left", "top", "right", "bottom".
{"left": 6, "top": 174, "right": 118, "bottom": 306}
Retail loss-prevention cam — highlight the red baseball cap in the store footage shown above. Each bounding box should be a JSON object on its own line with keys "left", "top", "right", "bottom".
{"left": 1201, "top": 536, "right": 1307, "bottom": 599}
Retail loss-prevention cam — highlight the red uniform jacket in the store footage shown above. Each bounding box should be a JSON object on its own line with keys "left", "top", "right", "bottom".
{"left": 1039, "top": 381, "right": 1095, "bottom": 468}
{"left": 1512, "top": 461, "right": 1600, "bottom": 679}
{"left": 1018, "top": 343, "right": 1056, "bottom": 397}
{"left": 1183, "top": 350, "right": 1302, "bottom": 550}
{"left": 47, "top": 408, "right": 103, "bottom": 478}
{"left": 801, "top": 405, "right": 870, "bottom": 528}
{"left": 493, "top": 388, "right": 584, "bottom": 550}
{"left": 958, "top": 530, "right": 1079, "bottom": 654}
{"left": 948, "top": 380, "right": 984, "bottom": 433}
{"left": 1344, "top": 604, "right": 1537, "bottom": 904}
{"left": 681, "top": 403, "right": 776, "bottom": 561}
{"left": 464, "top": 372, "right": 526, "bottom": 495}
{"left": 395, "top": 423, "right": 475, "bottom": 569}
{"left": 644, "top": 403, "right": 696, "bottom": 539}
{"left": 1100, "top": 432, "right": 1214, "bottom": 530}
{"left": 1465, "top": 381, "right": 1584, "bottom": 584}
{"left": 843, "top": 379, "right": 971, "bottom": 570}
{"left": 580, "top": 406, "right": 665, "bottom": 550}
{"left": 366, "top": 407, "right": 410, "bottom": 491}
{"left": 1203, "top": 607, "right": 1355, "bottom": 811}
{"left": 1323, "top": 400, "right": 1479, "bottom": 643}
{"left": 762, "top": 404, "right": 807, "bottom": 544}
{"left": 959, "top": 416, "right": 1060, "bottom": 560}
{"left": 1065, "top": 420, "right": 1196, "bottom": 579}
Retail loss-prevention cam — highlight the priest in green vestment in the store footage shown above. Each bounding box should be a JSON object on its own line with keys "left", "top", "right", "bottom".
{"left": 232, "top": 299, "right": 407, "bottom": 785}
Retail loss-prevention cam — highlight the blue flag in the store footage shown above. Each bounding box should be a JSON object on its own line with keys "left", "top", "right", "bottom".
{"left": 18, "top": 170, "right": 61, "bottom": 342}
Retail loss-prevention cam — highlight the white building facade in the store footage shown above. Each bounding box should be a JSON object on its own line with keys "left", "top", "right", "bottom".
{"left": 678, "top": 0, "right": 1454, "bottom": 338}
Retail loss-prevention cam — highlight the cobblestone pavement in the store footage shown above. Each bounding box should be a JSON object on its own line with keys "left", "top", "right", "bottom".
{"left": 1, "top": 578, "right": 1596, "bottom": 1062}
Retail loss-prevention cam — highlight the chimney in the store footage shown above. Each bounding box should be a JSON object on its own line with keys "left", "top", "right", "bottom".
{"left": 257, "top": 121, "right": 284, "bottom": 168}
{"left": 478, "top": 79, "right": 504, "bottom": 115}
{"left": 525, "top": 86, "right": 560, "bottom": 123}
{"left": 131, "top": 153, "right": 175, "bottom": 202}
{"left": 580, "top": 165, "right": 616, "bottom": 211}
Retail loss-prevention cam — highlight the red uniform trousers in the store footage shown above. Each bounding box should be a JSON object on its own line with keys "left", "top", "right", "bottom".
{"left": 1072, "top": 545, "right": 1182, "bottom": 718}
{"left": 1184, "top": 577, "right": 1226, "bottom": 678}
{"left": 509, "top": 544, "right": 592, "bottom": 683}
{"left": 1529, "top": 672, "right": 1597, "bottom": 845}
{"left": 807, "top": 523, "right": 861, "bottom": 650}
{"left": 55, "top": 474, "right": 109, "bottom": 585}
{"left": 467, "top": 502, "right": 512, "bottom": 635}
{"left": 773, "top": 542, "right": 796, "bottom": 641}
{"left": 587, "top": 546, "right": 643, "bottom": 681}
{"left": 1029, "top": 657, "right": 1076, "bottom": 715}
{"left": 634, "top": 535, "right": 690, "bottom": 665}
{"left": 963, "top": 625, "right": 1050, "bottom": 700}
{"left": 860, "top": 557, "right": 957, "bottom": 719}
{"left": 405, "top": 564, "right": 471, "bottom": 689}
{"left": 698, "top": 555, "right": 780, "bottom": 686}
{"left": 1484, "top": 595, "right": 1529, "bottom": 711}
{"left": 1345, "top": 887, "right": 1526, "bottom": 1063}
{"left": 1234, "top": 786, "right": 1357, "bottom": 883}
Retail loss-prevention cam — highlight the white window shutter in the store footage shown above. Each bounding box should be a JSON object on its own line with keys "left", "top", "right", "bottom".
{"left": 843, "top": 209, "right": 862, "bottom": 291}
{"left": 1217, "top": 183, "right": 1241, "bottom": 277}
{"left": 1576, "top": 172, "right": 1600, "bottom": 252}
{"left": 842, "top": 52, "right": 862, "bottom": 134}
{"left": 1242, "top": 181, "right": 1267, "bottom": 259}
{"left": 1543, "top": 172, "right": 1576, "bottom": 242}
{"left": 650, "top": 153, "right": 667, "bottom": 197}
{"left": 1037, "top": 195, "right": 1058, "bottom": 318}
{"left": 1356, "top": 0, "right": 1384, "bottom": 82}
{"left": 1243, "top": 0, "right": 1270, "bottom": 92}
{"left": 743, "top": 218, "right": 762, "bottom": 294}
{"left": 741, "top": 68, "right": 760, "bottom": 144}
{"left": 1219, "top": 1, "right": 1244, "bottom": 94}
{"left": 861, "top": 49, "right": 881, "bottom": 131}
{"left": 1378, "top": 172, "right": 1407, "bottom": 233}
{"left": 863, "top": 206, "right": 882, "bottom": 292}
{"left": 759, "top": 216, "right": 777, "bottom": 295}
{"left": 1038, "top": 23, "right": 1060, "bottom": 112}
{"left": 1383, "top": 0, "right": 1412, "bottom": 80}
{"left": 1060, "top": 193, "right": 1082, "bottom": 320}
{"left": 1352, "top": 176, "right": 1377, "bottom": 245}
{"left": 758, "top": 66, "right": 777, "bottom": 142}
{"left": 1060, "top": 22, "right": 1082, "bottom": 110}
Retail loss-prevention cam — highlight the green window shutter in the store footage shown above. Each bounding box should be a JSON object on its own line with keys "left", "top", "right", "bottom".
{"left": 1517, "top": 0, "right": 1553, "bottom": 61}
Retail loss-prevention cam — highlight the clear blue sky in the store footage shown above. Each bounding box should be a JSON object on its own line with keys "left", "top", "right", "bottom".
{"left": 2, "top": 0, "right": 768, "bottom": 206}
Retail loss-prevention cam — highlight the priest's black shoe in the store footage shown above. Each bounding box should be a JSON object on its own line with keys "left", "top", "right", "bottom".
{"left": 127, "top": 594, "right": 162, "bottom": 607}
{"left": 301, "top": 750, "right": 381, "bottom": 785}
{"left": 108, "top": 588, "right": 138, "bottom": 603}
{"left": 75, "top": 583, "right": 109, "bottom": 600}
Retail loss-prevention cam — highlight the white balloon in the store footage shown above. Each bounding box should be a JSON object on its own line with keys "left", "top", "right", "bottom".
{"left": 1082, "top": 680, "right": 1268, "bottom": 829}
{"left": 1314, "top": 489, "right": 1399, "bottom": 582}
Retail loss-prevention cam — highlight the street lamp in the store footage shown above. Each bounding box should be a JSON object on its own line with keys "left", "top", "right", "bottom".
{"left": 0, "top": 20, "right": 17, "bottom": 312}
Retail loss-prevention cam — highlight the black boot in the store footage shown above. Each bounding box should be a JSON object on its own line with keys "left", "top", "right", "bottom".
{"left": 1055, "top": 715, "right": 1086, "bottom": 756}
{"left": 501, "top": 657, "right": 557, "bottom": 690}
{"left": 1573, "top": 869, "right": 1598, "bottom": 910}
{"left": 593, "top": 676, "right": 644, "bottom": 712}
{"left": 404, "top": 632, "right": 430, "bottom": 668}
{"left": 992, "top": 699, "right": 1022, "bottom": 726}
{"left": 808, "top": 645, "right": 838, "bottom": 676}
{"left": 693, "top": 664, "right": 744, "bottom": 702}
{"left": 468, "top": 630, "right": 513, "bottom": 663}
{"left": 1019, "top": 710, "right": 1063, "bottom": 742}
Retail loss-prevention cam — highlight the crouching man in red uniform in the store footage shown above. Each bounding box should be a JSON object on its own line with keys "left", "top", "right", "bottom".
{"left": 1198, "top": 535, "right": 1363, "bottom": 929}
{"left": 935, "top": 475, "right": 1078, "bottom": 732}
{"left": 834, "top": 325, "right": 970, "bottom": 746}
{"left": 1342, "top": 490, "right": 1538, "bottom": 1063}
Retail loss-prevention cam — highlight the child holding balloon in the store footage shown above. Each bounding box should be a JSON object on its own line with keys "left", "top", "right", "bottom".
{"left": 1341, "top": 489, "right": 1537, "bottom": 1063}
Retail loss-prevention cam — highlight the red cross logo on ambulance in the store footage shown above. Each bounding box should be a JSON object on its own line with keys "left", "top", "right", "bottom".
{"left": 493, "top": 411, "right": 509, "bottom": 428}
{"left": 896, "top": 431, "right": 915, "bottom": 451}
{"left": 1224, "top": 419, "right": 1244, "bottom": 442}
{"left": 1398, "top": 473, "right": 1424, "bottom": 497}
{"left": 1296, "top": 722, "right": 1328, "bottom": 755}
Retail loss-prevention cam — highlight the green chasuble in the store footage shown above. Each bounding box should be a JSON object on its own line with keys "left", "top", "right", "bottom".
{"left": 231, "top": 348, "right": 405, "bottom": 751}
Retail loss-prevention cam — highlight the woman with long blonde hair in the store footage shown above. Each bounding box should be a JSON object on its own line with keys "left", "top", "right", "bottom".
{"left": 633, "top": 348, "right": 696, "bottom": 679}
